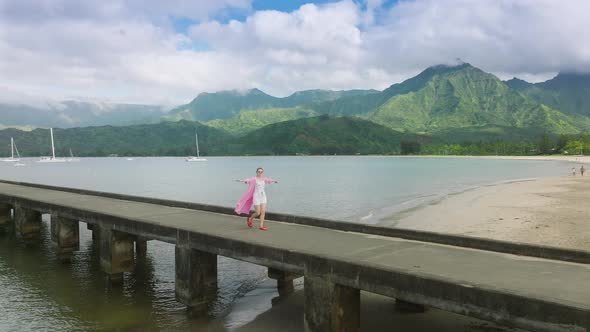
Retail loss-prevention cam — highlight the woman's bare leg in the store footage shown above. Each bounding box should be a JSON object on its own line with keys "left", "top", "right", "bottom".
{"left": 252, "top": 205, "right": 261, "bottom": 219}
{"left": 259, "top": 204, "right": 267, "bottom": 228}
{"left": 250, "top": 205, "right": 261, "bottom": 220}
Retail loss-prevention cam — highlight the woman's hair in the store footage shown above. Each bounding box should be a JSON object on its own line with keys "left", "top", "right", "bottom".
{"left": 256, "top": 167, "right": 263, "bottom": 173}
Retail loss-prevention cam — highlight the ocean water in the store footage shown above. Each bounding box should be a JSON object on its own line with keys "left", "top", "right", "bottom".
{"left": 0, "top": 156, "right": 570, "bottom": 331}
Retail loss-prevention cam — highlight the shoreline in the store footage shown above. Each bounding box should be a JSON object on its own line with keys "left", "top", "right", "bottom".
{"left": 383, "top": 175, "right": 590, "bottom": 251}
{"left": 8, "top": 155, "right": 590, "bottom": 162}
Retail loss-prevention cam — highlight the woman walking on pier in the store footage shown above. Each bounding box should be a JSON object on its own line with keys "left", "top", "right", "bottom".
{"left": 235, "top": 167, "right": 278, "bottom": 231}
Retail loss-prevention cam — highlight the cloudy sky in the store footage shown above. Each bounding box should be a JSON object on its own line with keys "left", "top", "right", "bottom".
{"left": 1, "top": 0, "right": 589, "bottom": 105}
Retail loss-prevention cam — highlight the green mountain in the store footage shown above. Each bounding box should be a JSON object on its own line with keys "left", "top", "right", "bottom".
{"left": 210, "top": 115, "right": 405, "bottom": 155}
{"left": 282, "top": 89, "right": 378, "bottom": 106}
{"left": 504, "top": 77, "right": 534, "bottom": 91}
{"left": 429, "top": 125, "right": 547, "bottom": 144}
{"left": 166, "top": 88, "right": 278, "bottom": 122}
{"left": 0, "top": 120, "right": 230, "bottom": 157}
{"left": 311, "top": 65, "right": 470, "bottom": 117}
{"left": 4, "top": 64, "right": 590, "bottom": 152}
{"left": 367, "top": 64, "right": 582, "bottom": 134}
{"left": 506, "top": 72, "right": 590, "bottom": 117}
{"left": 206, "top": 107, "right": 317, "bottom": 136}
{"left": 183, "top": 69, "right": 590, "bottom": 139}
{"left": 302, "top": 63, "right": 584, "bottom": 136}
{"left": 165, "top": 88, "right": 377, "bottom": 122}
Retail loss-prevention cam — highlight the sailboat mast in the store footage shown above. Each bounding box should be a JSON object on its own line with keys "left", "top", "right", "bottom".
{"left": 195, "top": 131, "right": 200, "bottom": 158}
{"left": 50, "top": 128, "right": 56, "bottom": 159}
{"left": 10, "top": 137, "right": 14, "bottom": 159}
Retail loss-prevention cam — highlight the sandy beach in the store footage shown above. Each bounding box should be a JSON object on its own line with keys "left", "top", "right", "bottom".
{"left": 387, "top": 175, "right": 590, "bottom": 251}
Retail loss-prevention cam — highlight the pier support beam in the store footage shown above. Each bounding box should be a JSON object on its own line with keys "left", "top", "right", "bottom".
{"left": 0, "top": 203, "right": 12, "bottom": 232}
{"left": 304, "top": 273, "right": 360, "bottom": 332}
{"left": 14, "top": 205, "right": 41, "bottom": 241}
{"left": 268, "top": 268, "right": 300, "bottom": 296}
{"left": 51, "top": 215, "right": 79, "bottom": 261}
{"left": 175, "top": 231, "right": 217, "bottom": 315}
{"left": 98, "top": 225, "right": 134, "bottom": 284}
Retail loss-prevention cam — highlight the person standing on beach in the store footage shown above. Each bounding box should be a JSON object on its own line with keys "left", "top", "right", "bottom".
{"left": 581, "top": 165, "right": 585, "bottom": 176}
{"left": 235, "top": 167, "right": 278, "bottom": 231}
{"left": 572, "top": 167, "right": 577, "bottom": 176}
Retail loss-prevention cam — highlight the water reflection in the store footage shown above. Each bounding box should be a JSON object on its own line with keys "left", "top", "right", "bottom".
{"left": 0, "top": 213, "right": 279, "bottom": 331}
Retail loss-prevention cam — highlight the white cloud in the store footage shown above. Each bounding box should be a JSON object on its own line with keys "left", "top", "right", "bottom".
{"left": 365, "top": 0, "right": 590, "bottom": 75}
{"left": 0, "top": 0, "right": 589, "bottom": 106}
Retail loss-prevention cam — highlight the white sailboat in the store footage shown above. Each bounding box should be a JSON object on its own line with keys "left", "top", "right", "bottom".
{"left": 38, "top": 128, "right": 66, "bottom": 163}
{"left": 2, "top": 137, "right": 20, "bottom": 162}
{"left": 186, "top": 130, "right": 207, "bottom": 162}
{"left": 67, "top": 148, "right": 80, "bottom": 162}
{"left": 13, "top": 141, "right": 25, "bottom": 166}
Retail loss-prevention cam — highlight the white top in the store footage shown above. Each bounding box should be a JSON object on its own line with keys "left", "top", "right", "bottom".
{"left": 254, "top": 180, "right": 265, "bottom": 196}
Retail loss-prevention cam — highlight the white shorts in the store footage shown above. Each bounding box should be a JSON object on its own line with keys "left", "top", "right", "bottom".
{"left": 253, "top": 192, "right": 267, "bottom": 205}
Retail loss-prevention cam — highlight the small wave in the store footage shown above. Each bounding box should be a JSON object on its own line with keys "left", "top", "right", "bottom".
{"left": 360, "top": 212, "right": 374, "bottom": 221}
{"left": 372, "top": 177, "right": 541, "bottom": 225}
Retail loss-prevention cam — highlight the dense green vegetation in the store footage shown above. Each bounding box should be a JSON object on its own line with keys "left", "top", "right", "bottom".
{"left": 506, "top": 73, "right": 590, "bottom": 117}
{"left": 2, "top": 117, "right": 590, "bottom": 157}
{"left": 0, "top": 121, "right": 230, "bottom": 157}
{"left": 417, "top": 133, "right": 589, "bottom": 156}
{"left": 208, "top": 115, "right": 407, "bottom": 155}
{"left": 166, "top": 88, "right": 376, "bottom": 122}
{"left": 366, "top": 65, "right": 584, "bottom": 134}
{"left": 206, "top": 107, "right": 317, "bottom": 136}
{"left": 0, "top": 117, "right": 405, "bottom": 157}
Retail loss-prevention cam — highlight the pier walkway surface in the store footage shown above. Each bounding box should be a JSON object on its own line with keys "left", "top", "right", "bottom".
{"left": 0, "top": 180, "right": 588, "bottom": 332}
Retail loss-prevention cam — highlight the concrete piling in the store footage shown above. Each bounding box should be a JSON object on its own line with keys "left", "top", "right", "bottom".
{"left": 14, "top": 205, "right": 42, "bottom": 242}
{"left": 268, "top": 267, "right": 300, "bottom": 296}
{"left": 0, "top": 203, "right": 12, "bottom": 232}
{"left": 98, "top": 224, "right": 135, "bottom": 284}
{"left": 135, "top": 237, "right": 148, "bottom": 258}
{"left": 175, "top": 231, "right": 217, "bottom": 315}
{"left": 51, "top": 215, "right": 80, "bottom": 261}
{"left": 304, "top": 273, "right": 360, "bottom": 332}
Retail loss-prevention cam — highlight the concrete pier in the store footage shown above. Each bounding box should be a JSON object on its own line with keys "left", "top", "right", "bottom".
{"left": 1, "top": 181, "right": 589, "bottom": 332}
{"left": 175, "top": 231, "right": 217, "bottom": 315}
{"left": 98, "top": 224, "right": 135, "bottom": 284}
{"left": 13, "top": 204, "right": 41, "bottom": 241}
{"left": 304, "top": 272, "right": 360, "bottom": 332}
{"left": 0, "top": 203, "right": 11, "bottom": 231}
{"left": 51, "top": 215, "right": 79, "bottom": 261}
{"left": 268, "top": 267, "right": 300, "bottom": 296}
